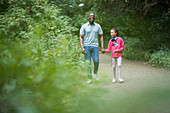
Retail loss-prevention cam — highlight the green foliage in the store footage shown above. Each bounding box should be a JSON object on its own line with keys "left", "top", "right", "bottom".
{"left": 0, "top": 1, "right": 106, "bottom": 113}
{"left": 149, "top": 47, "right": 170, "bottom": 71}
{"left": 49, "top": 0, "right": 96, "bottom": 17}
{"left": 122, "top": 36, "right": 151, "bottom": 61}
{"left": 0, "top": 35, "right": 106, "bottom": 113}
{"left": 0, "top": 1, "right": 39, "bottom": 38}
{"left": 102, "top": 10, "right": 169, "bottom": 51}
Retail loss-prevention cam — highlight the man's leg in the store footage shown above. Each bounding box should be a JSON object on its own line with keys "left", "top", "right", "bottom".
{"left": 92, "top": 47, "right": 99, "bottom": 79}
{"left": 84, "top": 46, "right": 92, "bottom": 80}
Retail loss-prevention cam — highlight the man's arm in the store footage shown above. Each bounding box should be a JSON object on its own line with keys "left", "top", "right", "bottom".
{"left": 79, "top": 35, "right": 86, "bottom": 54}
{"left": 99, "top": 34, "right": 105, "bottom": 53}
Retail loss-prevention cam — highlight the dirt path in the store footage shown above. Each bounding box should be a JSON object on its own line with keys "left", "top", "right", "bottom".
{"left": 95, "top": 53, "right": 170, "bottom": 113}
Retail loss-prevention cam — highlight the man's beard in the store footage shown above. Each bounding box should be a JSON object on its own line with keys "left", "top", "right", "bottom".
{"left": 89, "top": 19, "right": 94, "bottom": 23}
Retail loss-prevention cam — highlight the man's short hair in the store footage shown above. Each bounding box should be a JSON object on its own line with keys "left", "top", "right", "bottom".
{"left": 89, "top": 13, "right": 95, "bottom": 16}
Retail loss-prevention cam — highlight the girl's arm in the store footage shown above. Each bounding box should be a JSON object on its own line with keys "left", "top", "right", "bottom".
{"left": 117, "top": 39, "right": 125, "bottom": 52}
{"left": 105, "top": 40, "right": 112, "bottom": 52}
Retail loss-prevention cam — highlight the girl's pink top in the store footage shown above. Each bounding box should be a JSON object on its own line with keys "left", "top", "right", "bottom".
{"left": 105, "top": 37, "right": 125, "bottom": 57}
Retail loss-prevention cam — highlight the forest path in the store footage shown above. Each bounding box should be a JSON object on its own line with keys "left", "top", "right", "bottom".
{"left": 90, "top": 53, "right": 170, "bottom": 113}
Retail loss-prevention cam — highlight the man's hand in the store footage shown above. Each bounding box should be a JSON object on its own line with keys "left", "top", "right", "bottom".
{"left": 81, "top": 48, "right": 86, "bottom": 54}
{"left": 101, "top": 47, "right": 105, "bottom": 54}
{"left": 99, "top": 34, "right": 104, "bottom": 53}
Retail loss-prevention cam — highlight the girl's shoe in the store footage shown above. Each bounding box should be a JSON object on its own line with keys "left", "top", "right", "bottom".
{"left": 86, "top": 79, "right": 92, "bottom": 84}
{"left": 119, "top": 78, "right": 124, "bottom": 83}
{"left": 112, "top": 79, "right": 116, "bottom": 83}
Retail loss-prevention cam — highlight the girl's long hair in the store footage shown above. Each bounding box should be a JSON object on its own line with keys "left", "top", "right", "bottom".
{"left": 111, "top": 28, "right": 120, "bottom": 37}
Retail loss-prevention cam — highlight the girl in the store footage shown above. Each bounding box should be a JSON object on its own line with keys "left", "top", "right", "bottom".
{"left": 105, "top": 28, "right": 125, "bottom": 83}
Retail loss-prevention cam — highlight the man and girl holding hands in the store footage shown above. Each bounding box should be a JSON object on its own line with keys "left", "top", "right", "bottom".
{"left": 80, "top": 13, "right": 125, "bottom": 84}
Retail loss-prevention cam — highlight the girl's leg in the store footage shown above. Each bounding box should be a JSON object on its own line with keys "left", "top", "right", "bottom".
{"left": 117, "top": 57, "right": 123, "bottom": 82}
{"left": 112, "top": 57, "right": 116, "bottom": 82}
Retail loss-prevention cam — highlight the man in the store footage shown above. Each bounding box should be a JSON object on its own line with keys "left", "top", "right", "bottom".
{"left": 79, "top": 13, "right": 105, "bottom": 83}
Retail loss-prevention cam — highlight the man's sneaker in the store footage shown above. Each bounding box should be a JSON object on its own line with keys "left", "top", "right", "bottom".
{"left": 96, "top": 77, "right": 99, "bottom": 80}
{"left": 94, "top": 74, "right": 99, "bottom": 80}
{"left": 86, "top": 79, "right": 92, "bottom": 84}
{"left": 119, "top": 78, "right": 124, "bottom": 83}
{"left": 112, "top": 79, "right": 116, "bottom": 83}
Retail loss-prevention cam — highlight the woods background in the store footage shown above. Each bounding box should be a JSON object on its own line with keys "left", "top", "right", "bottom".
{"left": 0, "top": 0, "right": 169, "bottom": 113}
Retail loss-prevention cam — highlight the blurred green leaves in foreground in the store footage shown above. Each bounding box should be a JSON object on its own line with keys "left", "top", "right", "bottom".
{"left": 0, "top": 1, "right": 106, "bottom": 112}
{"left": 0, "top": 33, "right": 106, "bottom": 113}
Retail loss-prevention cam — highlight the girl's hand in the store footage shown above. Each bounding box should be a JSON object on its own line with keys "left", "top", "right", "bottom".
{"left": 114, "top": 50, "right": 120, "bottom": 53}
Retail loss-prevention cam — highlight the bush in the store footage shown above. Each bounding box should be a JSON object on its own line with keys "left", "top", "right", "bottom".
{"left": 100, "top": 10, "right": 169, "bottom": 53}
{"left": 122, "top": 36, "right": 151, "bottom": 61}
{"left": 0, "top": 35, "right": 106, "bottom": 113}
{"left": 149, "top": 48, "right": 170, "bottom": 71}
{"left": 0, "top": 1, "right": 106, "bottom": 113}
